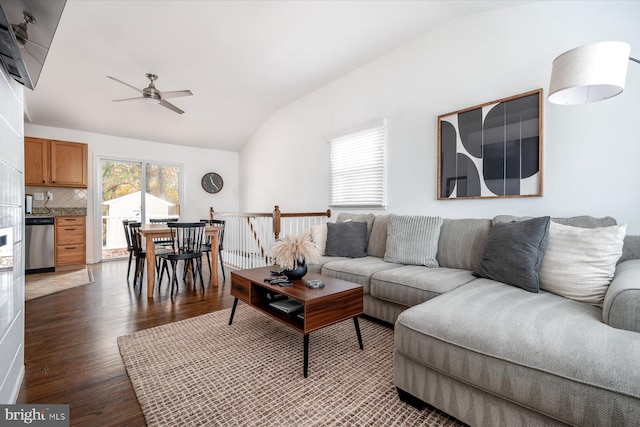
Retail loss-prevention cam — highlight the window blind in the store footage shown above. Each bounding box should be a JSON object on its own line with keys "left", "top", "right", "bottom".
{"left": 329, "top": 121, "right": 386, "bottom": 208}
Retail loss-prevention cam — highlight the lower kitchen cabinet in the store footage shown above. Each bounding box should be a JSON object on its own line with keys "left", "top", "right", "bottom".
{"left": 55, "top": 216, "right": 86, "bottom": 267}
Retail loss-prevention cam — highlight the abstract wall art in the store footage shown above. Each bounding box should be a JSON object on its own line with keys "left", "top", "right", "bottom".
{"left": 437, "top": 89, "right": 543, "bottom": 200}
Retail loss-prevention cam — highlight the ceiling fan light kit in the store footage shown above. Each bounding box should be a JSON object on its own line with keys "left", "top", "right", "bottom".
{"left": 107, "top": 73, "right": 193, "bottom": 114}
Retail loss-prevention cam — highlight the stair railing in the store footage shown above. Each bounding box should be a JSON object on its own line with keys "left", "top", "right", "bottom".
{"left": 209, "top": 206, "right": 331, "bottom": 270}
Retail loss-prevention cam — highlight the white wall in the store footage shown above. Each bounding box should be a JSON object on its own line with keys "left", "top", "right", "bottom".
{"left": 239, "top": 1, "right": 640, "bottom": 233}
{"left": 25, "top": 124, "right": 240, "bottom": 263}
{"left": 0, "top": 62, "right": 25, "bottom": 402}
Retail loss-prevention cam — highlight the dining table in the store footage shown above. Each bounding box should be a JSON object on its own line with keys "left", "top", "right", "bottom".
{"left": 139, "top": 223, "right": 224, "bottom": 298}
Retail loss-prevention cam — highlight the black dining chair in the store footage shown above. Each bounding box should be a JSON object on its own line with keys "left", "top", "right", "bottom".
{"left": 157, "top": 222, "right": 206, "bottom": 297}
{"left": 128, "top": 222, "right": 170, "bottom": 292}
{"left": 123, "top": 219, "right": 134, "bottom": 283}
{"left": 149, "top": 217, "right": 179, "bottom": 248}
{"left": 200, "top": 219, "right": 226, "bottom": 282}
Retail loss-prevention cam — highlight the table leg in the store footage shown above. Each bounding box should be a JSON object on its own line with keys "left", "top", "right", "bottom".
{"left": 145, "top": 235, "right": 156, "bottom": 298}
{"left": 228, "top": 297, "right": 239, "bottom": 325}
{"left": 303, "top": 334, "right": 309, "bottom": 378}
{"left": 354, "top": 317, "right": 364, "bottom": 350}
{"left": 210, "top": 230, "right": 220, "bottom": 288}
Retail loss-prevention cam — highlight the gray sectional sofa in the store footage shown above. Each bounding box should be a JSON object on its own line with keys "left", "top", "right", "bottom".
{"left": 308, "top": 213, "right": 640, "bottom": 426}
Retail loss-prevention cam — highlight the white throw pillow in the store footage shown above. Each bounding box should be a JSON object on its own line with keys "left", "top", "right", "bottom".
{"left": 539, "top": 222, "right": 626, "bottom": 307}
{"left": 310, "top": 224, "right": 328, "bottom": 255}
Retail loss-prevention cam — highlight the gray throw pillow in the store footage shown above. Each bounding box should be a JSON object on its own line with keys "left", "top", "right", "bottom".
{"left": 473, "top": 216, "right": 551, "bottom": 293}
{"left": 325, "top": 221, "right": 368, "bottom": 258}
{"left": 384, "top": 215, "right": 443, "bottom": 267}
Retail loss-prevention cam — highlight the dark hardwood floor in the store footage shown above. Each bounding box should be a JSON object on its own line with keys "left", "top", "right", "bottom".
{"left": 17, "top": 259, "right": 235, "bottom": 426}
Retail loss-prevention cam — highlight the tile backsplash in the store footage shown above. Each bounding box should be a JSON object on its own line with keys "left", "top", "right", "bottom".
{"left": 25, "top": 186, "right": 87, "bottom": 209}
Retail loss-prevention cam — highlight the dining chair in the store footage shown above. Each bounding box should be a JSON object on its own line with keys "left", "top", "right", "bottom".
{"left": 122, "top": 220, "right": 134, "bottom": 283}
{"left": 157, "top": 222, "right": 206, "bottom": 297}
{"left": 200, "top": 219, "right": 226, "bottom": 282}
{"left": 149, "top": 217, "right": 179, "bottom": 248}
{"left": 128, "top": 222, "right": 170, "bottom": 292}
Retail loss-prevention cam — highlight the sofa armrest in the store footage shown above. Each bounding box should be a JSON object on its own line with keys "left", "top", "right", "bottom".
{"left": 603, "top": 260, "right": 640, "bottom": 333}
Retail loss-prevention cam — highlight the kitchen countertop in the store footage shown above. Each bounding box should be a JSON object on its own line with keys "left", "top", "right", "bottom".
{"left": 28, "top": 208, "right": 87, "bottom": 217}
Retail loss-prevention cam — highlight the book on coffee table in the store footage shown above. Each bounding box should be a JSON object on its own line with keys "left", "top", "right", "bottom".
{"left": 269, "top": 298, "right": 303, "bottom": 314}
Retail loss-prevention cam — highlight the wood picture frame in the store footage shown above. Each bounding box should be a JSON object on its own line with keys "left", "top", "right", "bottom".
{"left": 437, "top": 89, "right": 543, "bottom": 200}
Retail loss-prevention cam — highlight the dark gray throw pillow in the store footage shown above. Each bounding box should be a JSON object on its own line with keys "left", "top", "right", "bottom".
{"left": 325, "top": 221, "right": 368, "bottom": 258}
{"left": 472, "top": 216, "right": 551, "bottom": 293}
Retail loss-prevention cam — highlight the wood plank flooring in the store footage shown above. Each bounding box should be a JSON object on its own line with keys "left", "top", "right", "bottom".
{"left": 17, "top": 259, "right": 235, "bottom": 426}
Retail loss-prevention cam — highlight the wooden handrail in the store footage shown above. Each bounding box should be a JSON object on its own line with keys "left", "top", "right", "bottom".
{"left": 211, "top": 205, "right": 331, "bottom": 239}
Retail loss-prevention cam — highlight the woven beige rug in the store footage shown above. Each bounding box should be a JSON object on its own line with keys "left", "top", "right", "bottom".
{"left": 25, "top": 266, "right": 94, "bottom": 301}
{"left": 118, "top": 305, "right": 464, "bottom": 426}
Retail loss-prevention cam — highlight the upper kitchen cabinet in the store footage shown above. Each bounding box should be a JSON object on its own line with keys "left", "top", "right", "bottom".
{"left": 25, "top": 137, "right": 88, "bottom": 188}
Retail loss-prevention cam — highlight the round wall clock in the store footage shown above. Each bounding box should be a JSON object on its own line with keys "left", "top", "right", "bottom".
{"left": 201, "top": 172, "right": 224, "bottom": 194}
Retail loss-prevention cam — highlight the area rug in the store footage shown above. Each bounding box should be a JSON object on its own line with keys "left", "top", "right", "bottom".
{"left": 118, "top": 305, "right": 464, "bottom": 426}
{"left": 25, "top": 266, "right": 94, "bottom": 301}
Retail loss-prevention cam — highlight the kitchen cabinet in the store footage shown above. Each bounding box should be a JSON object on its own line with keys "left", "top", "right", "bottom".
{"left": 24, "top": 137, "right": 88, "bottom": 188}
{"left": 55, "top": 216, "right": 86, "bottom": 267}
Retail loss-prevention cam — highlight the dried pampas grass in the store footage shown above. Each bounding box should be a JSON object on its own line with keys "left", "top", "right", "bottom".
{"left": 271, "top": 232, "right": 320, "bottom": 270}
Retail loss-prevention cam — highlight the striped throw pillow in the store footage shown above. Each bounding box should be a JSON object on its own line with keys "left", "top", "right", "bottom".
{"left": 539, "top": 222, "right": 626, "bottom": 307}
{"left": 384, "top": 215, "right": 443, "bottom": 267}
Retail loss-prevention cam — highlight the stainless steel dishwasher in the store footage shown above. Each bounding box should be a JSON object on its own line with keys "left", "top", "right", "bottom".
{"left": 25, "top": 216, "right": 55, "bottom": 274}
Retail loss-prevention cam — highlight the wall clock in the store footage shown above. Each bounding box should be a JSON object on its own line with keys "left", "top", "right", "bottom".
{"left": 201, "top": 172, "right": 224, "bottom": 194}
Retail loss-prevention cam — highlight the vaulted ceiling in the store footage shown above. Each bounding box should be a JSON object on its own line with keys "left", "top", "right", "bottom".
{"left": 21, "top": 1, "right": 534, "bottom": 151}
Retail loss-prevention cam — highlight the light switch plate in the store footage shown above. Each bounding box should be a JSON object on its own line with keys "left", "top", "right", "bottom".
{"left": 34, "top": 192, "right": 44, "bottom": 201}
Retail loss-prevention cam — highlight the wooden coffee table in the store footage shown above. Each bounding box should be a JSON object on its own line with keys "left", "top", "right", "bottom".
{"left": 229, "top": 266, "right": 364, "bottom": 377}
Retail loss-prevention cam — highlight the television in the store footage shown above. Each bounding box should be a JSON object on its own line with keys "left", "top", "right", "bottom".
{"left": 0, "top": 0, "right": 65, "bottom": 90}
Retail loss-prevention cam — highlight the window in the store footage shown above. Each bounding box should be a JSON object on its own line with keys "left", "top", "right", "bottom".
{"left": 329, "top": 120, "right": 387, "bottom": 208}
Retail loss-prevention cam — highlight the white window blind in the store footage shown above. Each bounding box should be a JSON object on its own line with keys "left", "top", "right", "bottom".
{"left": 329, "top": 120, "right": 387, "bottom": 208}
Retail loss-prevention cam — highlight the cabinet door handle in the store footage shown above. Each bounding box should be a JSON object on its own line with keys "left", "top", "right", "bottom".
{"left": 64, "top": 228, "right": 77, "bottom": 231}
{"left": 64, "top": 247, "right": 76, "bottom": 250}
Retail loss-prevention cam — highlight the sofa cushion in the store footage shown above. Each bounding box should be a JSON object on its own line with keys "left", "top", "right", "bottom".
{"left": 473, "top": 216, "right": 551, "bottom": 292}
{"left": 306, "top": 254, "right": 348, "bottom": 274}
{"left": 370, "top": 265, "right": 477, "bottom": 307}
{"left": 540, "top": 222, "right": 626, "bottom": 307}
{"left": 493, "top": 214, "right": 617, "bottom": 228}
{"left": 321, "top": 256, "right": 403, "bottom": 293}
{"left": 437, "top": 218, "right": 491, "bottom": 270}
{"left": 309, "top": 224, "right": 328, "bottom": 255}
{"left": 325, "top": 221, "right": 368, "bottom": 258}
{"left": 366, "top": 215, "right": 388, "bottom": 258}
{"left": 395, "top": 279, "right": 640, "bottom": 426}
{"left": 384, "top": 215, "right": 443, "bottom": 267}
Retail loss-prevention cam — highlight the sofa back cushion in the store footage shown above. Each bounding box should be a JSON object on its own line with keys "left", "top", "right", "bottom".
{"left": 437, "top": 218, "right": 491, "bottom": 270}
{"left": 366, "top": 215, "right": 388, "bottom": 257}
{"left": 493, "top": 214, "right": 617, "bottom": 228}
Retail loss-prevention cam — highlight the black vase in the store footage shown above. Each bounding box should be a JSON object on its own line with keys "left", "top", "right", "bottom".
{"left": 283, "top": 261, "right": 307, "bottom": 280}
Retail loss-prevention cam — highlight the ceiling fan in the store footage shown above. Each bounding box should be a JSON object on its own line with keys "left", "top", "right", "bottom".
{"left": 107, "top": 73, "right": 193, "bottom": 114}
{"left": 11, "top": 11, "right": 46, "bottom": 65}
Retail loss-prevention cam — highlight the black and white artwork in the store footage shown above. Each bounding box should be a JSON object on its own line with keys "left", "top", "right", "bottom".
{"left": 437, "top": 89, "right": 543, "bottom": 200}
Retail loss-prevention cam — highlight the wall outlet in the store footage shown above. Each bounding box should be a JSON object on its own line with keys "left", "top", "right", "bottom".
{"left": 46, "top": 191, "right": 53, "bottom": 201}
{"left": 34, "top": 192, "right": 45, "bottom": 201}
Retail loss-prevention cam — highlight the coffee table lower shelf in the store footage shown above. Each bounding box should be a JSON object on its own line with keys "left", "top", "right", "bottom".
{"left": 229, "top": 267, "right": 365, "bottom": 378}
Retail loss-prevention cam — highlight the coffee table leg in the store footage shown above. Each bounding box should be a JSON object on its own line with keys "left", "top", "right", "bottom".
{"left": 354, "top": 317, "right": 364, "bottom": 350}
{"left": 303, "top": 334, "right": 309, "bottom": 378}
{"left": 228, "top": 297, "right": 239, "bottom": 325}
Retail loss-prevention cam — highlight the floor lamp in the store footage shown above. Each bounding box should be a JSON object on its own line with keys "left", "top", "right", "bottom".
{"left": 548, "top": 41, "right": 638, "bottom": 105}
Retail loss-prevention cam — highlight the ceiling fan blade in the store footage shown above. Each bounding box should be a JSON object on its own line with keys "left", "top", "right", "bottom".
{"left": 159, "top": 99, "right": 185, "bottom": 114}
{"left": 113, "top": 96, "right": 146, "bottom": 102}
{"left": 107, "top": 76, "right": 143, "bottom": 94}
{"left": 159, "top": 90, "right": 193, "bottom": 99}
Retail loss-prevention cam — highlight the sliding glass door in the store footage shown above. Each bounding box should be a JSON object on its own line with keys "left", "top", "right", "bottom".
{"left": 100, "top": 158, "right": 182, "bottom": 261}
